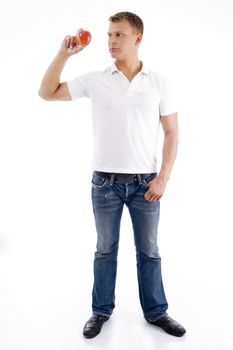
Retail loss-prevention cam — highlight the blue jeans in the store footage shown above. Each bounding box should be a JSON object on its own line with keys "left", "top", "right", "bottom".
{"left": 91, "top": 171, "right": 168, "bottom": 322}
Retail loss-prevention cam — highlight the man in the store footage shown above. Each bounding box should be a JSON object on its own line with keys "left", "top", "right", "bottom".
{"left": 39, "top": 11, "right": 186, "bottom": 338}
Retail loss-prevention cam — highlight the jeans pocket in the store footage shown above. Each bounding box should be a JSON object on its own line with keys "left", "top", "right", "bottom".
{"left": 142, "top": 173, "right": 157, "bottom": 187}
{"left": 92, "top": 173, "right": 109, "bottom": 189}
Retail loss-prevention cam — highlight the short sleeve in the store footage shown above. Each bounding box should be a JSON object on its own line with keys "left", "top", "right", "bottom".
{"left": 159, "top": 75, "right": 177, "bottom": 116}
{"left": 67, "top": 72, "right": 92, "bottom": 100}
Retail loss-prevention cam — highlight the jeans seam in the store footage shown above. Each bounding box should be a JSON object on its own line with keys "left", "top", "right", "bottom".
{"left": 137, "top": 254, "right": 146, "bottom": 313}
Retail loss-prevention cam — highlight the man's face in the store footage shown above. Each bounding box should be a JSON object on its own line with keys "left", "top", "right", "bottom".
{"left": 107, "top": 20, "right": 142, "bottom": 60}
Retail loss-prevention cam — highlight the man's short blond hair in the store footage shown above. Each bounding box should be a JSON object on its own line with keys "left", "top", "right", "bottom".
{"left": 108, "top": 11, "right": 144, "bottom": 35}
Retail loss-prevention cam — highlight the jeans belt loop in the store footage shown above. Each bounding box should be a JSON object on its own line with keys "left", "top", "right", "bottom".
{"left": 137, "top": 174, "right": 143, "bottom": 184}
{"left": 110, "top": 174, "right": 115, "bottom": 186}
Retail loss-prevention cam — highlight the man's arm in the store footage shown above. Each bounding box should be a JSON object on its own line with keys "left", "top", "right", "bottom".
{"left": 144, "top": 112, "right": 178, "bottom": 202}
{"left": 38, "top": 35, "right": 84, "bottom": 101}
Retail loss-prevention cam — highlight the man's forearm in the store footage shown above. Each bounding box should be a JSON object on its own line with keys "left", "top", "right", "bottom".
{"left": 144, "top": 130, "right": 178, "bottom": 202}
{"left": 158, "top": 131, "right": 178, "bottom": 183}
{"left": 38, "top": 51, "right": 69, "bottom": 99}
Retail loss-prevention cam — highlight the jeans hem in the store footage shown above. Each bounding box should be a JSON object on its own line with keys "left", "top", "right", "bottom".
{"left": 93, "top": 311, "right": 111, "bottom": 318}
{"left": 146, "top": 311, "right": 168, "bottom": 323}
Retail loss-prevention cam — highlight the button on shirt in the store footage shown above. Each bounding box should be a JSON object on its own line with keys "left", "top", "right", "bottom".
{"left": 67, "top": 62, "right": 177, "bottom": 174}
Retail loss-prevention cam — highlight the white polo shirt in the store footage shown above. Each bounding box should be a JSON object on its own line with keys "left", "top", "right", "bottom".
{"left": 67, "top": 62, "right": 177, "bottom": 174}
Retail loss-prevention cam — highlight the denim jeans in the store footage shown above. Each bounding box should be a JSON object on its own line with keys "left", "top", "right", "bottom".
{"left": 91, "top": 171, "right": 168, "bottom": 322}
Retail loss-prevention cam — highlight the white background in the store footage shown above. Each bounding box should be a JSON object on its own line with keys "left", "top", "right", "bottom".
{"left": 0, "top": 0, "right": 233, "bottom": 349}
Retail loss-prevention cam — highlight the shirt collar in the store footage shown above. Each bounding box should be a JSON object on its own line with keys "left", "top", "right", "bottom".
{"left": 110, "top": 61, "right": 149, "bottom": 76}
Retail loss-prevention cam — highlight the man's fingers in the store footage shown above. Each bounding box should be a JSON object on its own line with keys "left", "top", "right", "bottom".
{"left": 64, "top": 35, "right": 72, "bottom": 47}
{"left": 60, "top": 35, "right": 87, "bottom": 57}
{"left": 144, "top": 189, "right": 161, "bottom": 202}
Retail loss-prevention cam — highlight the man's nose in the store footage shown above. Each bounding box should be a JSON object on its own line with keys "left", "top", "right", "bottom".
{"left": 109, "top": 38, "right": 117, "bottom": 46}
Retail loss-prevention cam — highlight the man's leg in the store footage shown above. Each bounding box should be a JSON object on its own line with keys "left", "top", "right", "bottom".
{"left": 83, "top": 172, "right": 124, "bottom": 339}
{"left": 91, "top": 172, "right": 124, "bottom": 317}
{"left": 127, "top": 177, "right": 168, "bottom": 322}
{"left": 127, "top": 173, "right": 186, "bottom": 336}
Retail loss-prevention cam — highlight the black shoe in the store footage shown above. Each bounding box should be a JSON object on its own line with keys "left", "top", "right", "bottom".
{"left": 148, "top": 315, "right": 186, "bottom": 337}
{"left": 83, "top": 314, "right": 110, "bottom": 339}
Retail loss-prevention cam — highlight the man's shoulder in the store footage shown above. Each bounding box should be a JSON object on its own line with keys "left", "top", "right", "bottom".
{"left": 81, "top": 66, "right": 111, "bottom": 79}
{"left": 145, "top": 68, "right": 169, "bottom": 90}
{"left": 99, "top": 66, "right": 113, "bottom": 77}
{"left": 146, "top": 67, "right": 167, "bottom": 81}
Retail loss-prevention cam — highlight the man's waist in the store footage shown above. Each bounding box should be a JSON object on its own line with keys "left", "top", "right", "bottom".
{"left": 94, "top": 171, "right": 155, "bottom": 184}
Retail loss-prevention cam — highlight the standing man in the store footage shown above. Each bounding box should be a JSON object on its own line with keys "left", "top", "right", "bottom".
{"left": 39, "top": 11, "right": 186, "bottom": 338}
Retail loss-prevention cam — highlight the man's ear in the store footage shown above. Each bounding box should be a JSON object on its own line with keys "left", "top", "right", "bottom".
{"left": 135, "top": 33, "right": 142, "bottom": 45}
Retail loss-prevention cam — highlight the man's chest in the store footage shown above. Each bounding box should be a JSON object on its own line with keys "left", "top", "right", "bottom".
{"left": 91, "top": 74, "right": 162, "bottom": 114}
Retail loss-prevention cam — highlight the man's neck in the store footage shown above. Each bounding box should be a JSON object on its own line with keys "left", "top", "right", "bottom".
{"left": 115, "top": 58, "right": 142, "bottom": 82}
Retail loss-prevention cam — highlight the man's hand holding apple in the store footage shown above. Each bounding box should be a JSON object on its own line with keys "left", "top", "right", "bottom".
{"left": 59, "top": 29, "right": 92, "bottom": 57}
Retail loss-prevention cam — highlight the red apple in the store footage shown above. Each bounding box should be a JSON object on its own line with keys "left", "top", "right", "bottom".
{"left": 76, "top": 28, "right": 92, "bottom": 46}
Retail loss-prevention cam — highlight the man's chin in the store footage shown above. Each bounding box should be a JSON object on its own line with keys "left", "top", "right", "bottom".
{"left": 109, "top": 50, "right": 120, "bottom": 57}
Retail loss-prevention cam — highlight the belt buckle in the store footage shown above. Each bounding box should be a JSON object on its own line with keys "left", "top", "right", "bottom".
{"left": 116, "top": 174, "right": 136, "bottom": 184}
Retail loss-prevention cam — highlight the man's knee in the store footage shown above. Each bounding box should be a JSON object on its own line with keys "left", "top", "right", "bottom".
{"left": 136, "top": 247, "right": 160, "bottom": 259}
{"left": 95, "top": 243, "right": 119, "bottom": 257}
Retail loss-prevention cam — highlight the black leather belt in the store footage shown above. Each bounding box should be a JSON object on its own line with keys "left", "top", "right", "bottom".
{"left": 94, "top": 171, "right": 153, "bottom": 184}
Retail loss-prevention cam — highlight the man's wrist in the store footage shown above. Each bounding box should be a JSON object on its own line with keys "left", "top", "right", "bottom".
{"left": 57, "top": 49, "right": 70, "bottom": 61}
{"left": 157, "top": 172, "right": 170, "bottom": 184}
